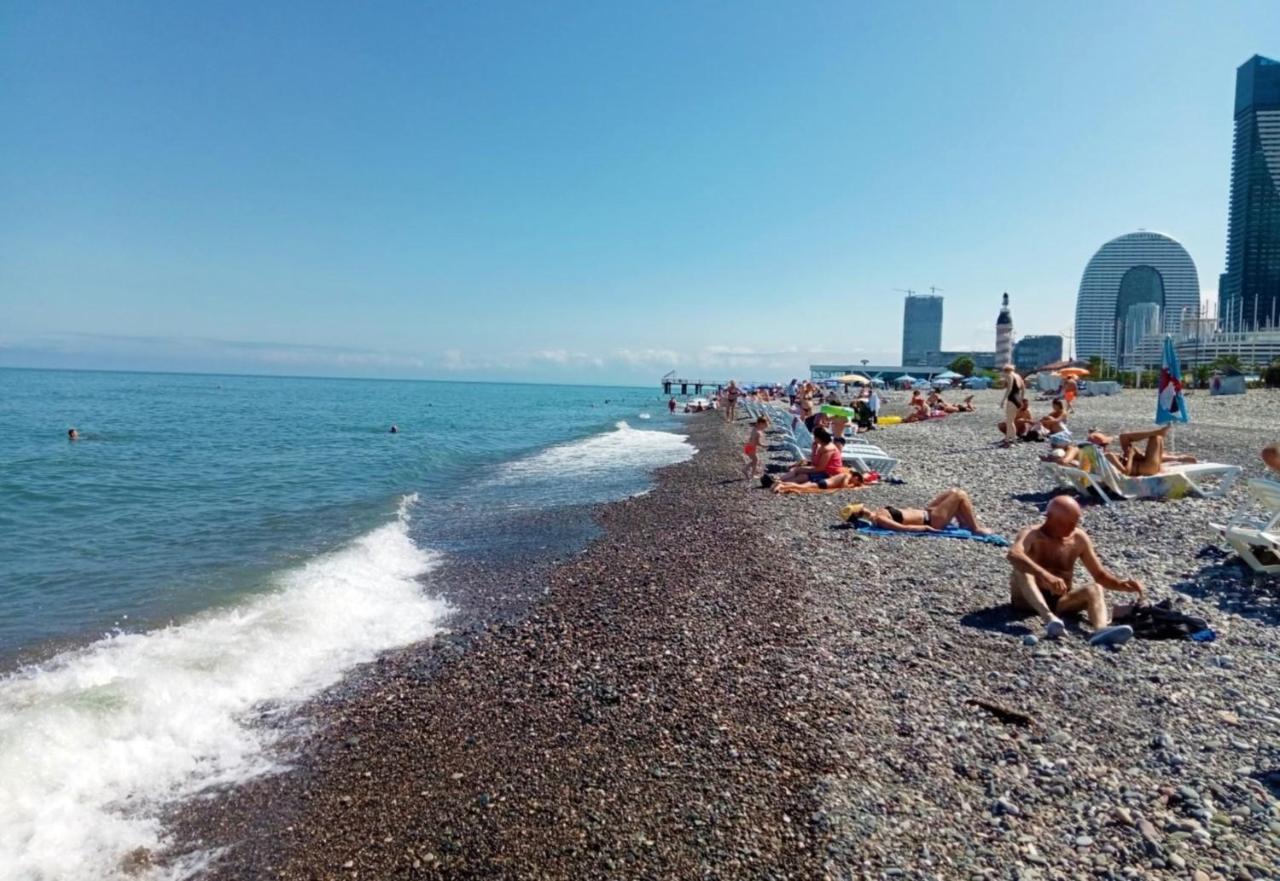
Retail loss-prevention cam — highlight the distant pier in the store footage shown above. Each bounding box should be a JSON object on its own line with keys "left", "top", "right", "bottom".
{"left": 660, "top": 370, "right": 726, "bottom": 396}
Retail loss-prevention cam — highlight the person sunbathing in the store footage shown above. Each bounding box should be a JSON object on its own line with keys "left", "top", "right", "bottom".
{"left": 772, "top": 466, "right": 865, "bottom": 493}
{"left": 956, "top": 395, "right": 976, "bottom": 412}
{"left": 843, "top": 488, "right": 992, "bottom": 535}
{"left": 904, "top": 399, "right": 931, "bottom": 423}
{"left": 1006, "top": 496, "right": 1142, "bottom": 643}
{"left": 929, "top": 390, "right": 961, "bottom": 414}
{"left": 777, "top": 426, "right": 844, "bottom": 485}
{"left": 996, "top": 400, "right": 1033, "bottom": 438}
{"left": 1039, "top": 398, "right": 1068, "bottom": 435}
{"left": 1092, "top": 425, "right": 1196, "bottom": 476}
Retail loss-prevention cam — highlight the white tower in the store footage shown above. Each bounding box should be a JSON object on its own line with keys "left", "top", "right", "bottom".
{"left": 996, "top": 292, "right": 1014, "bottom": 369}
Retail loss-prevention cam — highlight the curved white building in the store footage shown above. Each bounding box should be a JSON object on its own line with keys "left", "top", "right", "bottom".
{"left": 1074, "top": 231, "right": 1200, "bottom": 363}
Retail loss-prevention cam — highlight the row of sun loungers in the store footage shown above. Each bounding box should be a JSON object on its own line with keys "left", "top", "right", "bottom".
{"left": 744, "top": 402, "right": 900, "bottom": 477}
{"left": 741, "top": 399, "right": 1278, "bottom": 575}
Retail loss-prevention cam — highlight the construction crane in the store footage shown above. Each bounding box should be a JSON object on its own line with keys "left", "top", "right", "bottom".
{"left": 929, "top": 286, "right": 943, "bottom": 296}
{"left": 894, "top": 288, "right": 916, "bottom": 297}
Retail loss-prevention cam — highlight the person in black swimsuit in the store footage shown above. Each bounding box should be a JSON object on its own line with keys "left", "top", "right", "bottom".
{"left": 843, "top": 488, "right": 993, "bottom": 535}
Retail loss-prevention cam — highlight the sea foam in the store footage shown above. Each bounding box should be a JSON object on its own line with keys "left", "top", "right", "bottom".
{"left": 0, "top": 495, "right": 447, "bottom": 881}
{"left": 497, "top": 421, "right": 695, "bottom": 485}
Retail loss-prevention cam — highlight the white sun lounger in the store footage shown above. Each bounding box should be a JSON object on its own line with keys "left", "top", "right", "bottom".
{"left": 1216, "top": 478, "right": 1280, "bottom": 574}
{"left": 1042, "top": 445, "right": 1242, "bottom": 505}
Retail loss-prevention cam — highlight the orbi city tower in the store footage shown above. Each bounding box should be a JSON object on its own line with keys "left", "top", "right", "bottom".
{"left": 995, "top": 293, "right": 1014, "bottom": 369}
{"left": 1219, "top": 54, "right": 1280, "bottom": 331}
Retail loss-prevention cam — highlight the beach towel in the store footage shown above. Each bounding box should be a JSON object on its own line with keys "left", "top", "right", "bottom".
{"left": 849, "top": 521, "right": 1011, "bottom": 546}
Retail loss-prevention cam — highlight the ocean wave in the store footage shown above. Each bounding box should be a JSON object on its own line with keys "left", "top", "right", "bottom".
{"left": 495, "top": 421, "right": 695, "bottom": 485}
{"left": 0, "top": 494, "right": 448, "bottom": 881}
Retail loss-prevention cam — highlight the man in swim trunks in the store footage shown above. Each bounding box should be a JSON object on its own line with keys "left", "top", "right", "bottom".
{"left": 1063, "top": 376, "right": 1078, "bottom": 412}
{"left": 844, "top": 488, "right": 992, "bottom": 535}
{"left": 1006, "top": 496, "right": 1143, "bottom": 641}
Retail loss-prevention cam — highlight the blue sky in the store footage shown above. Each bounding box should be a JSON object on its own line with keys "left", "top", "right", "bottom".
{"left": 2, "top": 1, "right": 1276, "bottom": 384}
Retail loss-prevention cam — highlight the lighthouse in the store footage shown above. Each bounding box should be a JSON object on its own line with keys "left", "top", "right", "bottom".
{"left": 995, "top": 292, "right": 1014, "bottom": 369}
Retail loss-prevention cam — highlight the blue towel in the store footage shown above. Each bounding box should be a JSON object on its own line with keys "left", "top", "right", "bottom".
{"left": 851, "top": 521, "right": 1011, "bottom": 547}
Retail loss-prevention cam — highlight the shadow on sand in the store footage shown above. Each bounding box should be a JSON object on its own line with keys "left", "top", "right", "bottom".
{"left": 1171, "top": 553, "right": 1280, "bottom": 628}
{"left": 959, "top": 604, "right": 1036, "bottom": 637}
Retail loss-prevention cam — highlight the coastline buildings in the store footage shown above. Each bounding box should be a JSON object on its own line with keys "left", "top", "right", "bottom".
{"left": 995, "top": 293, "right": 1014, "bottom": 368}
{"left": 1218, "top": 55, "right": 1280, "bottom": 332}
{"left": 1013, "top": 335, "right": 1064, "bottom": 372}
{"left": 901, "top": 294, "right": 943, "bottom": 365}
{"left": 1073, "top": 231, "right": 1201, "bottom": 364}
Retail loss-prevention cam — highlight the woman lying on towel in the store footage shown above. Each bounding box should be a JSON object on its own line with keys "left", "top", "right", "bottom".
{"left": 840, "top": 488, "right": 993, "bottom": 535}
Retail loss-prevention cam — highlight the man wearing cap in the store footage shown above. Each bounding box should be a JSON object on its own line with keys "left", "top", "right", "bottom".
{"left": 1000, "top": 364, "right": 1026, "bottom": 448}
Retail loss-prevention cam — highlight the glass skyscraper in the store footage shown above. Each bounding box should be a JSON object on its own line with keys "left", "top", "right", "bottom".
{"left": 901, "top": 294, "right": 943, "bottom": 365}
{"left": 1219, "top": 55, "right": 1280, "bottom": 331}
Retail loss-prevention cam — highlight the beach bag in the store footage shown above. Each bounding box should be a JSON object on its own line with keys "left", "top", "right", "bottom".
{"left": 1119, "top": 600, "right": 1213, "bottom": 641}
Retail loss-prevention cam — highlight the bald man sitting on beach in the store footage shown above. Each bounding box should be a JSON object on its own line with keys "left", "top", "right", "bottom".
{"left": 1006, "top": 496, "right": 1142, "bottom": 644}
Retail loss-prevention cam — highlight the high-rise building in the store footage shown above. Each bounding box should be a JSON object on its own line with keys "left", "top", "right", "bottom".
{"left": 1120, "top": 302, "right": 1162, "bottom": 367}
{"left": 1074, "top": 231, "right": 1200, "bottom": 363}
{"left": 1012, "top": 335, "right": 1063, "bottom": 372}
{"left": 995, "top": 293, "right": 1014, "bottom": 368}
{"left": 1219, "top": 55, "right": 1280, "bottom": 331}
{"left": 901, "top": 294, "right": 943, "bottom": 365}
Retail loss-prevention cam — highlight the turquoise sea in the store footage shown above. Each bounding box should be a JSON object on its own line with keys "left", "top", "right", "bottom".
{"left": 0, "top": 368, "right": 696, "bottom": 881}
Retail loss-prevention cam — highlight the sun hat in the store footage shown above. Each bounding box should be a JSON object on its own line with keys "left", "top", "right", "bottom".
{"left": 840, "top": 503, "right": 866, "bottom": 522}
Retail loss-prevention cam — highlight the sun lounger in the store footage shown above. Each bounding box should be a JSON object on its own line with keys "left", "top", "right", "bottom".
{"left": 1042, "top": 444, "right": 1242, "bottom": 505}
{"left": 781, "top": 423, "right": 899, "bottom": 476}
{"left": 1217, "top": 478, "right": 1280, "bottom": 574}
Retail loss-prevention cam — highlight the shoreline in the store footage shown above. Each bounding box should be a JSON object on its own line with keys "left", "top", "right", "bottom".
{"left": 172, "top": 413, "right": 833, "bottom": 879}
{"left": 174, "top": 392, "right": 1280, "bottom": 879}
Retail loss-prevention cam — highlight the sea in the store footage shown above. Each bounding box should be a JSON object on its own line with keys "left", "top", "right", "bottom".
{"left": 0, "top": 368, "right": 697, "bottom": 881}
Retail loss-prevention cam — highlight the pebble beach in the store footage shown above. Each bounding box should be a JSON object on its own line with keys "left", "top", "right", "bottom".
{"left": 177, "top": 388, "right": 1279, "bottom": 881}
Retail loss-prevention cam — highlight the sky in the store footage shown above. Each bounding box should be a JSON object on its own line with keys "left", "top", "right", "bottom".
{"left": 2, "top": 1, "right": 1277, "bottom": 385}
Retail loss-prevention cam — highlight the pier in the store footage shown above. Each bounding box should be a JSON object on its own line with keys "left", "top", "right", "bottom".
{"left": 660, "top": 370, "right": 726, "bottom": 397}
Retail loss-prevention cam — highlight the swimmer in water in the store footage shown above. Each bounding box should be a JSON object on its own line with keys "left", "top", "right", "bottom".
{"left": 68, "top": 428, "right": 79, "bottom": 440}
{"left": 389, "top": 425, "right": 399, "bottom": 434}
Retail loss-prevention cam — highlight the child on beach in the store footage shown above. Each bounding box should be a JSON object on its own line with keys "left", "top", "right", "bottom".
{"left": 742, "top": 416, "right": 768, "bottom": 480}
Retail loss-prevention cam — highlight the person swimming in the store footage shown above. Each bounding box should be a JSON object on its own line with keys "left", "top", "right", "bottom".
{"left": 67, "top": 428, "right": 79, "bottom": 440}
{"left": 389, "top": 425, "right": 399, "bottom": 434}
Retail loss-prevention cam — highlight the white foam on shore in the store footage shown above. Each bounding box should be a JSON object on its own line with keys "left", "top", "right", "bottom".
{"left": 497, "top": 421, "right": 695, "bottom": 485}
{"left": 0, "top": 494, "right": 448, "bottom": 881}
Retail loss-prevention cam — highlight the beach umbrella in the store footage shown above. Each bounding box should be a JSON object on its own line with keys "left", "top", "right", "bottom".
{"left": 1059, "top": 367, "right": 1089, "bottom": 378}
{"left": 934, "top": 370, "right": 962, "bottom": 380}
{"left": 835, "top": 373, "right": 871, "bottom": 384}
{"left": 1155, "top": 335, "right": 1188, "bottom": 425}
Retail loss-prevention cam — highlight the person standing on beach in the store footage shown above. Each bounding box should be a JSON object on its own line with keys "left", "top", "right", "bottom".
{"left": 742, "top": 415, "right": 768, "bottom": 480}
{"left": 1062, "top": 375, "right": 1078, "bottom": 413}
{"left": 1006, "top": 496, "right": 1143, "bottom": 643}
{"left": 1000, "top": 364, "right": 1026, "bottom": 448}
{"left": 724, "top": 381, "right": 741, "bottom": 423}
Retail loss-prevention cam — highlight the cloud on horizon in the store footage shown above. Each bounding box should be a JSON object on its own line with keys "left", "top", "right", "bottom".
{"left": 0, "top": 332, "right": 898, "bottom": 383}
